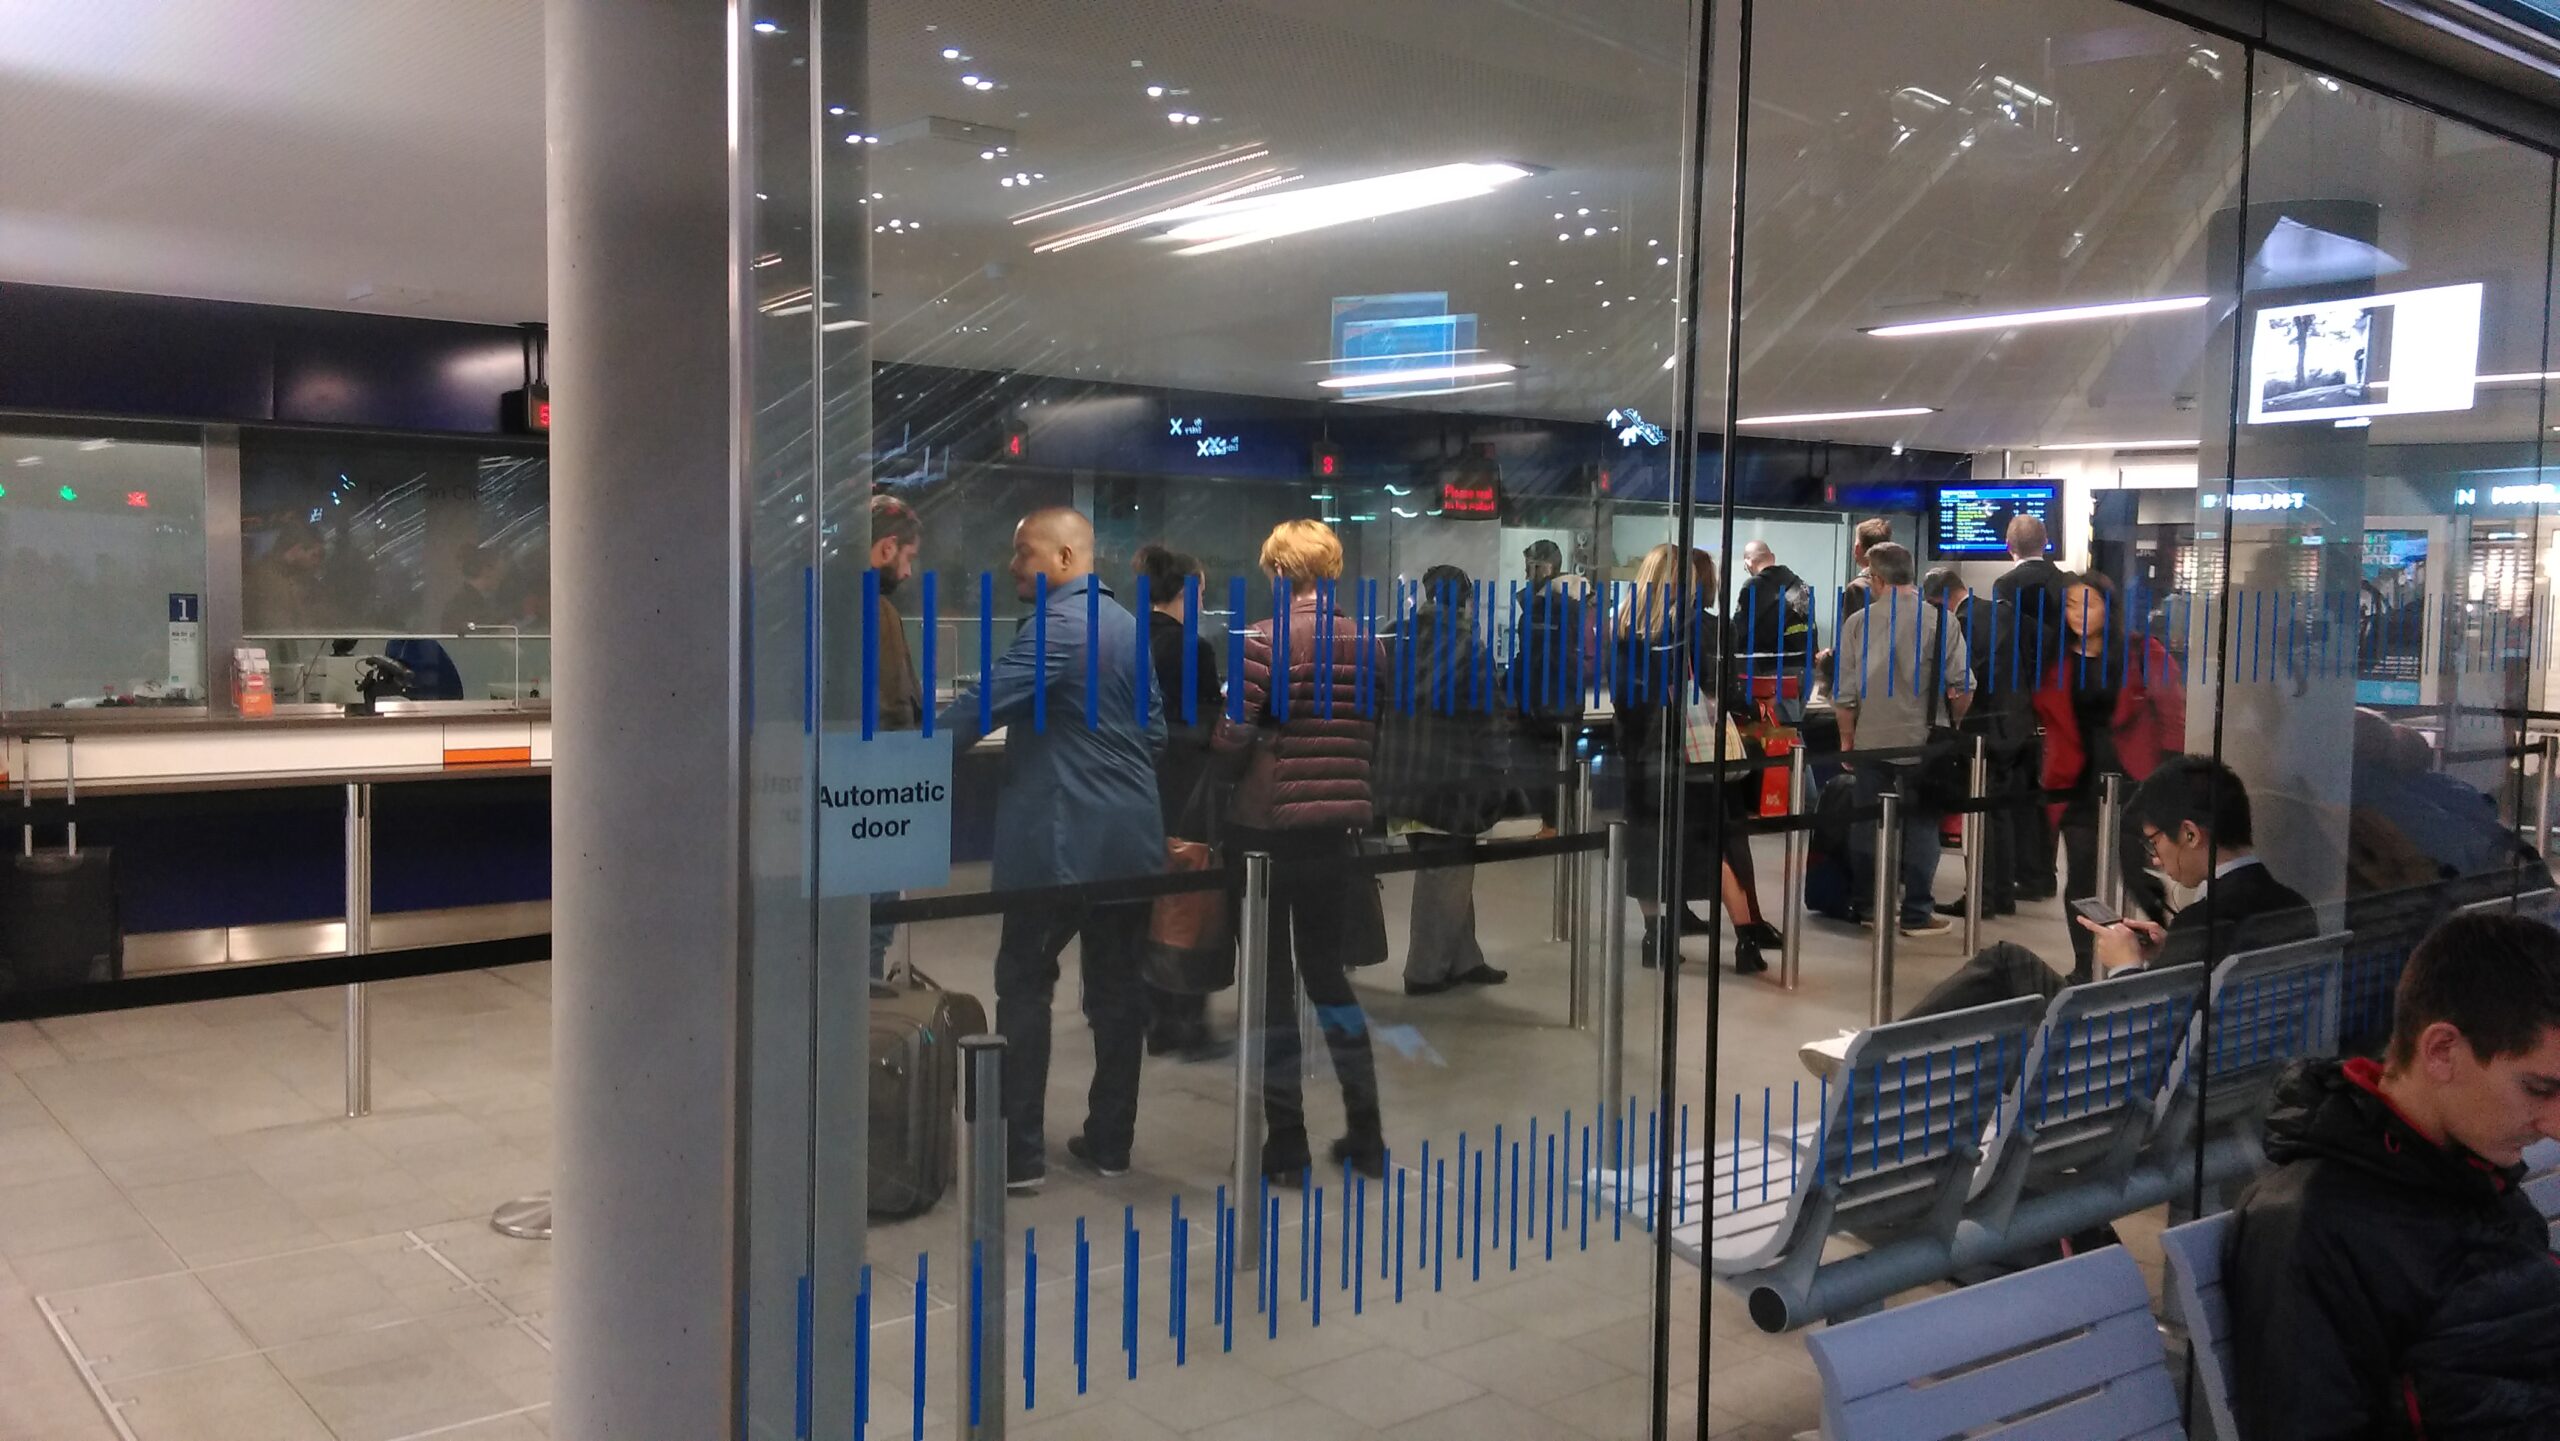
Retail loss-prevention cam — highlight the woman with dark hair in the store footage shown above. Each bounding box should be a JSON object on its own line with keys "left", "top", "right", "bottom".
{"left": 1135, "top": 543, "right": 1228, "bottom": 1060}
{"left": 1609, "top": 543, "right": 1781, "bottom": 974}
{"left": 2032, "top": 570, "right": 2185, "bottom": 979}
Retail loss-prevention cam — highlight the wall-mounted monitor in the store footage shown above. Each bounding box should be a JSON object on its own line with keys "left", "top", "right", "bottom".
{"left": 1932, "top": 484, "right": 2057, "bottom": 556}
{"left": 2245, "top": 282, "right": 2482, "bottom": 426}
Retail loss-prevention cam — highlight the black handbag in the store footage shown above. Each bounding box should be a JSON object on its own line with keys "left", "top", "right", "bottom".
{"left": 1910, "top": 609, "right": 1974, "bottom": 810}
{"left": 1341, "top": 869, "right": 1391, "bottom": 971}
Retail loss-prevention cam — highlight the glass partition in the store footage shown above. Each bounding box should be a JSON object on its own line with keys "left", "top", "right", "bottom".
{"left": 238, "top": 431, "right": 551, "bottom": 706}
{"left": 0, "top": 426, "right": 209, "bottom": 712}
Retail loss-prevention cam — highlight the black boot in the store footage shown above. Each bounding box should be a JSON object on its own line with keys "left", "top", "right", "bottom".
{"left": 1330, "top": 1130, "right": 1387, "bottom": 1179}
{"left": 1733, "top": 938, "right": 1770, "bottom": 976}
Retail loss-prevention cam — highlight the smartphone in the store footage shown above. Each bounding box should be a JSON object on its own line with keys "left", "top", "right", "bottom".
{"left": 2071, "top": 897, "right": 2122, "bottom": 929}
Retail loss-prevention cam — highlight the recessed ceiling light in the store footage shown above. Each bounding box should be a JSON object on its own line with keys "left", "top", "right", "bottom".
{"left": 753, "top": 20, "right": 779, "bottom": 34}
{"left": 942, "top": 47, "right": 962, "bottom": 59}
{"left": 1735, "top": 406, "right": 1938, "bottom": 426}
{"left": 1865, "top": 295, "right": 2207, "bottom": 337}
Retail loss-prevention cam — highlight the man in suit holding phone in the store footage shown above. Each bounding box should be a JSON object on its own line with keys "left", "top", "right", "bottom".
{"left": 1900, "top": 756, "right": 2315, "bottom": 1018}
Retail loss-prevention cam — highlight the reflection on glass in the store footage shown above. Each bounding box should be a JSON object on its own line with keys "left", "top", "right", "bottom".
{"left": 239, "top": 434, "right": 549, "bottom": 705}
{"left": 0, "top": 430, "right": 209, "bottom": 711}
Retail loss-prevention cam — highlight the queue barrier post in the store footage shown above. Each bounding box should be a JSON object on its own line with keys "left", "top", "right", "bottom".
{"left": 959, "top": 1034, "right": 1009, "bottom": 1437}
{"left": 1869, "top": 789, "right": 1900, "bottom": 1026}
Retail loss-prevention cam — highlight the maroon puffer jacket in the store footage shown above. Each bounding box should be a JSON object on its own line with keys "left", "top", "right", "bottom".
{"left": 1219, "top": 593, "right": 1384, "bottom": 831}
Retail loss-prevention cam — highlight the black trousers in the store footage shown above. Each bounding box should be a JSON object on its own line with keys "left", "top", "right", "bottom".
{"left": 2012, "top": 739, "right": 2059, "bottom": 896}
{"left": 993, "top": 897, "right": 1150, "bottom": 1174}
{"left": 1227, "top": 824, "right": 1384, "bottom": 1174}
{"left": 1904, "top": 940, "right": 2069, "bottom": 1019}
{"left": 2060, "top": 797, "right": 2167, "bottom": 982}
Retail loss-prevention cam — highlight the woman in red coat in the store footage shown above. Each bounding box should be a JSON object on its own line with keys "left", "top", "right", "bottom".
{"left": 2031, "top": 571, "right": 2184, "bottom": 980}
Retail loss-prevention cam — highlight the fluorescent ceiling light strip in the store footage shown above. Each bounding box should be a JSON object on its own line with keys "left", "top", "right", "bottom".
{"left": 1318, "top": 361, "right": 1518, "bottom": 389}
{"left": 1735, "top": 406, "right": 1936, "bottom": 426}
{"left": 1033, "top": 171, "right": 1295, "bottom": 254}
{"left": 1340, "top": 381, "right": 1515, "bottom": 403}
{"left": 1153, "top": 162, "right": 1533, "bottom": 257}
{"left": 2036, "top": 439, "right": 2197, "bottom": 451}
{"left": 2479, "top": 371, "right": 2560, "bottom": 383}
{"left": 1865, "top": 294, "right": 2206, "bottom": 337}
{"left": 1307, "top": 350, "right": 1485, "bottom": 366}
{"left": 1009, "top": 148, "right": 1271, "bottom": 226}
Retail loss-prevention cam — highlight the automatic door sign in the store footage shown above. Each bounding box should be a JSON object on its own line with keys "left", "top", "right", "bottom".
{"left": 816, "top": 729, "right": 954, "bottom": 894}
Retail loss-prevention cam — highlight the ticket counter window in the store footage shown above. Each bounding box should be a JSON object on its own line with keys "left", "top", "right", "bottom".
{"left": 239, "top": 433, "right": 550, "bottom": 706}
{"left": 0, "top": 429, "right": 209, "bottom": 713}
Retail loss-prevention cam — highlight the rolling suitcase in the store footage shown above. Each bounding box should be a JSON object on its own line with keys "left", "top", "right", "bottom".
{"left": 0, "top": 736, "right": 121, "bottom": 998}
{"left": 867, "top": 964, "right": 987, "bottom": 1218}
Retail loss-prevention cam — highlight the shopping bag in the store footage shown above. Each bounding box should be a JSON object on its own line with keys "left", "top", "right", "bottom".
{"left": 1143, "top": 838, "right": 1233, "bottom": 994}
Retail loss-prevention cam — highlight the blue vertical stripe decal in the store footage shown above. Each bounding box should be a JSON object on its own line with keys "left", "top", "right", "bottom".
{"left": 920, "top": 571, "right": 938, "bottom": 739}
{"left": 856, "top": 1265, "right": 872, "bottom": 1439}
{"left": 978, "top": 571, "right": 995, "bottom": 735}
{"left": 1228, "top": 577, "right": 1248, "bottom": 722}
{"left": 1181, "top": 575, "right": 1200, "bottom": 725}
{"left": 1273, "top": 578, "right": 1293, "bottom": 722}
{"left": 912, "top": 1257, "right": 928, "bottom": 1441}
{"left": 861, "top": 569, "right": 880, "bottom": 741}
{"left": 1134, "top": 574, "right": 1152, "bottom": 729}
{"left": 1085, "top": 576, "right": 1101, "bottom": 731}
{"left": 1033, "top": 573, "right": 1049, "bottom": 734}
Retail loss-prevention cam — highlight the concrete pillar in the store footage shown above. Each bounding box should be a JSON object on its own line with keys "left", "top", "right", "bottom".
{"left": 547, "top": 2, "right": 746, "bottom": 1436}
{"left": 551, "top": 2, "right": 873, "bottom": 1434}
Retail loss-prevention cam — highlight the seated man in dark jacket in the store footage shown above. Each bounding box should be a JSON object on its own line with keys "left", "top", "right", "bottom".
{"left": 2229, "top": 911, "right": 2560, "bottom": 1441}
{"left": 1902, "top": 755, "right": 2315, "bottom": 1018}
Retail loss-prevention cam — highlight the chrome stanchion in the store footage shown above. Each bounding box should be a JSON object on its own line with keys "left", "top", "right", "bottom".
{"left": 1567, "top": 756, "right": 1596, "bottom": 1028}
{"left": 2095, "top": 773, "right": 2127, "bottom": 916}
{"left": 491, "top": 1193, "right": 552, "bottom": 1240}
{"left": 343, "top": 782, "right": 373, "bottom": 1119}
{"left": 1597, "top": 823, "right": 1628, "bottom": 1145}
{"left": 2538, "top": 736, "right": 2558, "bottom": 864}
{"left": 959, "top": 1035, "right": 1008, "bottom": 1438}
{"left": 1961, "top": 735, "right": 1988, "bottom": 955}
{"left": 1781, "top": 747, "right": 1808, "bottom": 991}
{"left": 1549, "top": 732, "right": 1572, "bottom": 942}
{"left": 1232, "top": 852, "right": 1271, "bottom": 1274}
{"left": 1869, "top": 789, "right": 1900, "bottom": 1026}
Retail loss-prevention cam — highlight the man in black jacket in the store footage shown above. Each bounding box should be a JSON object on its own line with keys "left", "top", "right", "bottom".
{"left": 2229, "top": 911, "right": 2560, "bottom": 1441}
{"left": 1923, "top": 568, "right": 2027, "bottom": 917}
{"left": 1991, "top": 513, "right": 2068, "bottom": 899}
{"left": 1899, "top": 756, "right": 2313, "bottom": 1018}
{"left": 1737, "top": 539, "right": 1818, "bottom": 675}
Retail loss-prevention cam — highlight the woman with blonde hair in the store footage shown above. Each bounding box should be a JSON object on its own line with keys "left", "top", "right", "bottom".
{"left": 1216, "top": 519, "right": 1391, "bottom": 1179}
{"left": 1608, "top": 543, "right": 1780, "bottom": 973}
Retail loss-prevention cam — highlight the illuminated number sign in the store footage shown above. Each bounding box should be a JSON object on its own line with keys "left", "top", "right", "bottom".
{"left": 503, "top": 383, "right": 551, "bottom": 435}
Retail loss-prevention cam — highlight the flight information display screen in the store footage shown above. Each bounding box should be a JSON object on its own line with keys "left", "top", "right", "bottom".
{"left": 1932, "top": 484, "right": 2057, "bottom": 556}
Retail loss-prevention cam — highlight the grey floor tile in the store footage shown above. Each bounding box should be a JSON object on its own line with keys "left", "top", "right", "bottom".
{"left": 266, "top": 1317, "right": 527, "bottom": 1441}
{"left": 1284, "top": 1347, "right": 1481, "bottom": 1430}
{"left": 111, "top": 1354, "right": 336, "bottom": 1441}
{"left": 47, "top": 1272, "right": 253, "bottom": 1383}
{"left": 1434, "top": 1328, "right": 1632, "bottom": 1408}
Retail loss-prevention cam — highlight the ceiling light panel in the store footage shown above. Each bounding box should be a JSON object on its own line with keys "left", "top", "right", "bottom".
{"left": 1865, "top": 295, "right": 2206, "bottom": 337}
{"left": 1148, "top": 162, "right": 1536, "bottom": 257}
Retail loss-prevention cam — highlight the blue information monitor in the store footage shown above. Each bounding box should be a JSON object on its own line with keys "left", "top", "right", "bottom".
{"left": 1933, "top": 484, "right": 2058, "bottom": 557}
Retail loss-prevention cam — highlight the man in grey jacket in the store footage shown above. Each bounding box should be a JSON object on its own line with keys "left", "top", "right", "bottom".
{"left": 942, "top": 507, "right": 1165, "bottom": 1191}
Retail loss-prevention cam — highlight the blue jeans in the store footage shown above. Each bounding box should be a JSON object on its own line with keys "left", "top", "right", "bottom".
{"left": 1850, "top": 764, "right": 1940, "bottom": 927}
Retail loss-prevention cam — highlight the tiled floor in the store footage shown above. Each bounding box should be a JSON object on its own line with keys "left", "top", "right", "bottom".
{"left": 2, "top": 834, "right": 2134, "bottom": 1440}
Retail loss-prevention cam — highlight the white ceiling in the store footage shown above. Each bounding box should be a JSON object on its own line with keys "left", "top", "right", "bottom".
{"left": 3, "top": 0, "right": 2555, "bottom": 455}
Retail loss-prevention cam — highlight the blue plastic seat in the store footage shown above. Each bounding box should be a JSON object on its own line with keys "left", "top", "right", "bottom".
{"left": 1805, "top": 1245, "right": 2182, "bottom": 1440}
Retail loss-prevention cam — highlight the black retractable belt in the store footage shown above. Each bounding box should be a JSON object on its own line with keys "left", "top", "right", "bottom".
{"left": 2, "top": 735, "right": 123, "bottom": 995}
